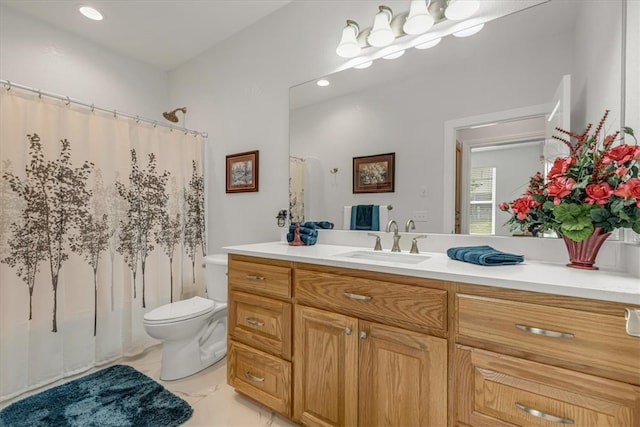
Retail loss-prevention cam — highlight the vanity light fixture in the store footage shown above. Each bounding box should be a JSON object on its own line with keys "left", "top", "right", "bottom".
{"left": 353, "top": 61, "right": 374, "bottom": 69}
{"left": 316, "top": 79, "right": 330, "bottom": 87}
{"left": 403, "top": 0, "right": 435, "bottom": 35}
{"left": 382, "top": 49, "right": 406, "bottom": 60}
{"left": 336, "top": 20, "right": 362, "bottom": 58}
{"left": 79, "top": 5, "right": 103, "bottom": 21}
{"left": 336, "top": 0, "right": 483, "bottom": 60}
{"left": 368, "top": 6, "right": 395, "bottom": 47}
{"left": 444, "top": 0, "right": 480, "bottom": 21}
{"left": 453, "top": 23, "right": 484, "bottom": 37}
{"left": 414, "top": 36, "right": 442, "bottom": 49}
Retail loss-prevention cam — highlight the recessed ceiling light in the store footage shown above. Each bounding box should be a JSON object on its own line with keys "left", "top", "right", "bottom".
{"left": 316, "top": 79, "right": 330, "bottom": 87}
{"left": 79, "top": 6, "right": 103, "bottom": 21}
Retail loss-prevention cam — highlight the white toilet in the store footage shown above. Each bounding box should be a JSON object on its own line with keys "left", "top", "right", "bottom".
{"left": 143, "top": 254, "right": 228, "bottom": 380}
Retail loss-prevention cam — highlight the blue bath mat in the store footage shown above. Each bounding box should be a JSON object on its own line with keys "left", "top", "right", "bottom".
{"left": 0, "top": 365, "right": 193, "bottom": 427}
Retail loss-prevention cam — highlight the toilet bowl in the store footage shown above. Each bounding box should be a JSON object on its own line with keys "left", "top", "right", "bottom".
{"left": 143, "top": 254, "right": 228, "bottom": 381}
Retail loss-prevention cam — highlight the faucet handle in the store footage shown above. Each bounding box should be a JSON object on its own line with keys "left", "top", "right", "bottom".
{"left": 410, "top": 235, "right": 427, "bottom": 254}
{"left": 367, "top": 233, "right": 383, "bottom": 251}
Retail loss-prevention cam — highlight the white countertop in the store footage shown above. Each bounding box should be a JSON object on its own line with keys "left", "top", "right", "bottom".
{"left": 224, "top": 241, "right": 640, "bottom": 305}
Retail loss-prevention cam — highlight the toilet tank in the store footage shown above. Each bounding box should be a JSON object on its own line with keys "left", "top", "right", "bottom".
{"left": 204, "top": 254, "right": 228, "bottom": 302}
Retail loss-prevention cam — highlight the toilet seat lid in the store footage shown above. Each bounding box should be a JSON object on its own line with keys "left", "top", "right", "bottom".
{"left": 144, "top": 296, "right": 215, "bottom": 323}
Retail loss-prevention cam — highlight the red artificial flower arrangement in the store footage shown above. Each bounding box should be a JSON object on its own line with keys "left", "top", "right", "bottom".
{"left": 500, "top": 110, "right": 639, "bottom": 242}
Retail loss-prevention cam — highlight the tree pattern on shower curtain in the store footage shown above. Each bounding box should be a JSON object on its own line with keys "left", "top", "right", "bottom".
{"left": 183, "top": 160, "right": 206, "bottom": 285}
{"left": 2, "top": 134, "right": 205, "bottom": 332}
{"left": 116, "top": 149, "right": 169, "bottom": 309}
{"left": 2, "top": 134, "right": 93, "bottom": 332}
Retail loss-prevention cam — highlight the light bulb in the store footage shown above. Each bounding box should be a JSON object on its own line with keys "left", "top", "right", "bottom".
{"left": 403, "top": 0, "right": 434, "bottom": 35}
{"left": 445, "top": 0, "right": 480, "bottom": 21}
{"left": 368, "top": 6, "right": 395, "bottom": 47}
{"left": 336, "top": 20, "right": 361, "bottom": 58}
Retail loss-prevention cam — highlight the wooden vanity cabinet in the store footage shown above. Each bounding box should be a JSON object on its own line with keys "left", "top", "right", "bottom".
{"left": 227, "top": 255, "right": 294, "bottom": 417}
{"left": 293, "top": 266, "right": 448, "bottom": 427}
{"left": 454, "top": 284, "right": 640, "bottom": 427}
{"left": 225, "top": 253, "right": 640, "bottom": 427}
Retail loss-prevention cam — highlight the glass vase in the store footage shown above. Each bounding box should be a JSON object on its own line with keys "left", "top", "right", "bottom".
{"left": 560, "top": 227, "right": 611, "bottom": 270}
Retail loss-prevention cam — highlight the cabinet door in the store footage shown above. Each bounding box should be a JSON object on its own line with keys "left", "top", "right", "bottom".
{"left": 294, "top": 305, "right": 358, "bottom": 427}
{"left": 359, "top": 321, "right": 448, "bottom": 427}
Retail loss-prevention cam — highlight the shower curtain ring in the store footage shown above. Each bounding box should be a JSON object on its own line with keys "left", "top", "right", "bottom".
{"left": 91, "top": 104, "right": 95, "bottom": 112}
{"left": 152, "top": 121, "right": 157, "bottom": 128}
{"left": 38, "top": 89, "right": 42, "bottom": 99}
{"left": 6, "top": 81, "right": 11, "bottom": 91}
{"left": 113, "top": 110, "right": 117, "bottom": 118}
{"left": 135, "top": 115, "right": 140, "bottom": 124}
{"left": 64, "top": 96, "right": 71, "bottom": 106}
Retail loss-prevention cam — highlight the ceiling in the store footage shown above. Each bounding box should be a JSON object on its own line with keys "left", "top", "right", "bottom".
{"left": 0, "top": 0, "right": 293, "bottom": 71}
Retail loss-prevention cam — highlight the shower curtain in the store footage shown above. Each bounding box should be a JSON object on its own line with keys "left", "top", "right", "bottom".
{"left": 0, "top": 88, "right": 206, "bottom": 401}
{"left": 289, "top": 157, "right": 305, "bottom": 223}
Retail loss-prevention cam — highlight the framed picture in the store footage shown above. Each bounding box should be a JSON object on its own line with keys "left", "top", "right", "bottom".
{"left": 353, "top": 152, "right": 395, "bottom": 193}
{"left": 226, "top": 150, "right": 259, "bottom": 193}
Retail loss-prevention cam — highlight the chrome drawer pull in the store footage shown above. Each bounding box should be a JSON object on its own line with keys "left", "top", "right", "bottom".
{"left": 245, "top": 371, "right": 265, "bottom": 382}
{"left": 245, "top": 274, "right": 265, "bottom": 281}
{"left": 515, "top": 402, "right": 574, "bottom": 424}
{"left": 515, "top": 324, "right": 574, "bottom": 339}
{"left": 245, "top": 318, "right": 264, "bottom": 327}
{"left": 343, "top": 292, "right": 372, "bottom": 301}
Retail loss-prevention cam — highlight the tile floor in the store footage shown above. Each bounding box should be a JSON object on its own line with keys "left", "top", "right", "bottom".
{"left": 1, "top": 345, "right": 299, "bottom": 427}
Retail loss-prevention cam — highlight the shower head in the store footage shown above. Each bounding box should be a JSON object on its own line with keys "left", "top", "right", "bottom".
{"left": 162, "top": 107, "right": 187, "bottom": 123}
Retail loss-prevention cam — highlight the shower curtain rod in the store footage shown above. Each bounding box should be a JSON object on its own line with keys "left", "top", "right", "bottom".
{"left": 1, "top": 79, "right": 208, "bottom": 138}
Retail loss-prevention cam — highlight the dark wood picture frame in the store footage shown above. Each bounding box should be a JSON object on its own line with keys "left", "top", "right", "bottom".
{"left": 226, "top": 150, "right": 259, "bottom": 193}
{"left": 353, "top": 152, "right": 395, "bottom": 193}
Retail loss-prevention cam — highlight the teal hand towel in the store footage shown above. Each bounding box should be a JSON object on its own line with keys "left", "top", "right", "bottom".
{"left": 447, "top": 245, "right": 524, "bottom": 266}
{"left": 350, "top": 205, "right": 380, "bottom": 231}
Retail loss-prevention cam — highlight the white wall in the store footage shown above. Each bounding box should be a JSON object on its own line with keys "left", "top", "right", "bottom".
{"left": 0, "top": 5, "right": 169, "bottom": 122}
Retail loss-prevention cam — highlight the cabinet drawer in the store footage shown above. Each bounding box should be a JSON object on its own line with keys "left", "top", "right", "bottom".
{"left": 456, "top": 345, "right": 639, "bottom": 427}
{"left": 229, "top": 259, "right": 291, "bottom": 300}
{"left": 295, "top": 269, "right": 447, "bottom": 333}
{"left": 457, "top": 294, "right": 640, "bottom": 384}
{"left": 229, "top": 291, "right": 292, "bottom": 359}
{"left": 228, "top": 341, "right": 291, "bottom": 416}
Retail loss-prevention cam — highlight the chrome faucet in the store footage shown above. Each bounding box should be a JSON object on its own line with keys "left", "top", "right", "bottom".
{"left": 386, "top": 220, "right": 401, "bottom": 252}
{"left": 410, "top": 235, "right": 427, "bottom": 254}
{"left": 405, "top": 219, "right": 416, "bottom": 232}
{"left": 367, "top": 233, "right": 383, "bottom": 251}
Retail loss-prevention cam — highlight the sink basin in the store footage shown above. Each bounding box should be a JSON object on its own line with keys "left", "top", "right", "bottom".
{"left": 333, "top": 250, "right": 430, "bottom": 265}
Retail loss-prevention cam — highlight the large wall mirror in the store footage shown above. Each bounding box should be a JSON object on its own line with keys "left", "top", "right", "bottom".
{"left": 289, "top": 0, "right": 624, "bottom": 235}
